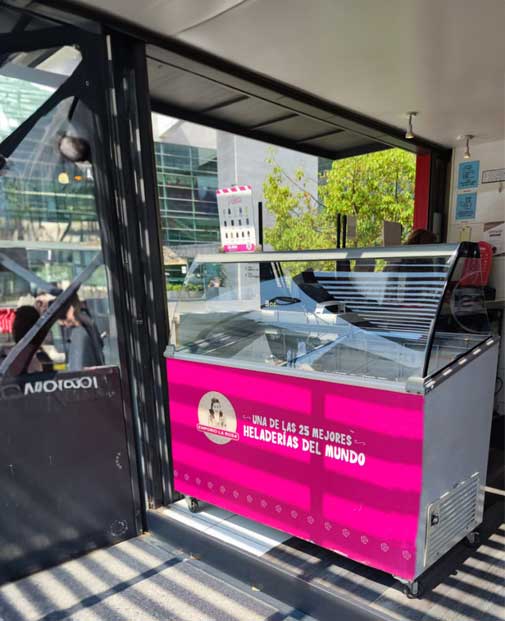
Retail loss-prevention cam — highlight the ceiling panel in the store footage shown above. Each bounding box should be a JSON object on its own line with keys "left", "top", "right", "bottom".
{"left": 77, "top": 0, "right": 505, "bottom": 147}
{"left": 148, "top": 60, "right": 238, "bottom": 111}
{"left": 147, "top": 48, "right": 394, "bottom": 159}
{"left": 173, "top": 0, "right": 505, "bottom": 147}
{"left": 250, "top": 115, "right": 338, "bottom": 142}
{"left": 303, "top": 130, "right": 376, "bottom": 151}
{"left": 205, "top": 97, "right": 292, "bottom": 127}
{"left": 70, "top": 0, "right": 247, "bottom": 37}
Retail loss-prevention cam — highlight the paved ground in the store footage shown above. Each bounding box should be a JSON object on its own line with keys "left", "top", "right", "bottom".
{"left": 0, "top": 535, "right": 313, "bottom": 621}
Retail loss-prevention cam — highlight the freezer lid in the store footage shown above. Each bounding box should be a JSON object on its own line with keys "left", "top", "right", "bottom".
{"left": 192, "top": 243, "right": 459, "bottom": 264}
{"left": 166, "top": 242, "right": 492, "bottom": 390}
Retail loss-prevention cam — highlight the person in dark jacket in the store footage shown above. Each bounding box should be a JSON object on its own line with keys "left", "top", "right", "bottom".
{"left": 59, "top": 295, "right": 104, "bottom": 371}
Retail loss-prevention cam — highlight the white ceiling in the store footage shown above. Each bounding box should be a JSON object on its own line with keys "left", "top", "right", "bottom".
{"left": 76, "top": 0, "right": 505, "bottom": 147}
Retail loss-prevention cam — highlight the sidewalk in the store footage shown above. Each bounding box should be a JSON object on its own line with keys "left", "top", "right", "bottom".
{"left": 0, "top": 535, "right": 313, "bottom": 621}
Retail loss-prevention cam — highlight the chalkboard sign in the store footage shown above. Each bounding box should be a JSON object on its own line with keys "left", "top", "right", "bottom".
{"left": 0, "top": 366, "right": 137, "bottom": 583}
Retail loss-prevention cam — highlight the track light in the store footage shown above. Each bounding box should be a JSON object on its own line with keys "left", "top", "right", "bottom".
{"left": 405, "top": 112, "right": 417, "bottom": 139}
{"left": 463, "top": 135, "right": 474, "bottom": 159}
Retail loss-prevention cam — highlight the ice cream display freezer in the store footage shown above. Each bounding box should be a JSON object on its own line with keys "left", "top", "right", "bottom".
{"left": 165, "top": 243, "right": 499, "bottom": 596}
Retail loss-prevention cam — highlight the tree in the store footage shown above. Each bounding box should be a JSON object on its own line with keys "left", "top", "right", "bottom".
{"left": 263, "top": 148, "right": 416, "bottom": 250}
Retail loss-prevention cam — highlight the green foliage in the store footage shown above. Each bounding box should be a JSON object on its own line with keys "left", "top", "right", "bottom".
{"left": 263, "top": 148, "right": 416, "bottom": 250}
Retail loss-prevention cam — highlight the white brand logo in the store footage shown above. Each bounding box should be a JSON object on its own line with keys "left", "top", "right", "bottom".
{"left": 24, "top": 376, "right": 99, "bottom": 395}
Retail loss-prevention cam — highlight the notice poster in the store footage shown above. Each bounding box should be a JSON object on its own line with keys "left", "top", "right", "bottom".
{"left": 455, "top": 192, "right": 477, "bottom": 221}
{"left": 483, "top": 221, "right": 505, "bottom": 256}
{"left": 216, "top": 185, "right": 256, "bottom": 252}
{"left": 458, "top": 160, "right": 480, "bottom": 189}
{"left": 167, "top": 358, "right": 424, "bottom": 580}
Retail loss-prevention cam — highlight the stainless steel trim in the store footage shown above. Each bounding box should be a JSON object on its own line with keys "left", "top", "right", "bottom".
{"left": 193, "top": 244, "right": 459, "bottom": 264}
{"left": 424, "top": 337, "right": 499, "bottom": 393}
{"left": 165, "top": 351, "right": 409, "bottom": 394}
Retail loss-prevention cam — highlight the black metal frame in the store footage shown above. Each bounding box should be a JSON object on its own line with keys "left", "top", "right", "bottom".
{"left": 0, "top": 9, "right": 147, "bottom": 530}
{"left": 102, "top": 32, "right": 174, "bottom": 508}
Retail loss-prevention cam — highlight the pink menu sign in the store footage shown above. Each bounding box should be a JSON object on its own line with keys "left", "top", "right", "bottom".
{"left": 167, "top": 358, "right": 424, "bottom": 579}
{"left": 216, "top": 185, "right": 256, "bottom": 253}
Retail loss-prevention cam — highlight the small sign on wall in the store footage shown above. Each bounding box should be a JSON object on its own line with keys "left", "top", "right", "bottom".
{"left": 482, "top": 168, "right": 505, "bottom": 184}
{"left": 458, "top": 160, "right": 480, "bottom": 189}
{"left": 455, "top": 192, "right": 477, "bottom": 221}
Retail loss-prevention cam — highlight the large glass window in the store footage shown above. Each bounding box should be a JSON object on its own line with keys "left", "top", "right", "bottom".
{"left": 152, "top": 112, "right": 417, "bottom": 308}
{"left": 168, "top": 246, "right": 490, "bottom": 387}
{"left": 153, "top": 135, "right": 220, "bottom": 249}
{"left": 0, "top": 45, "right": 117, "bottom": 376}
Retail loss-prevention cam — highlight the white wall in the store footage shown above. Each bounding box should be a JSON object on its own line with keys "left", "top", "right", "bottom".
{"left": 447, "top": 139, "right": 505, "bottom": 415}
{"left": 447, "top": 139, "right": 505, "bottom": 294}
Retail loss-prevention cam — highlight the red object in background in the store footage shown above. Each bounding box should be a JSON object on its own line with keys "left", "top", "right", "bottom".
{"left": 413, "top": 153, "right": 431, "bottom": 230}
{"left": 0, "top": 308, "right": 15, "bottom": 334}
{"left": 459, "top": 241, "right": 493, "bottom": 287}
{"left": 478, "top": 241, "right": 493, "bottom": 285}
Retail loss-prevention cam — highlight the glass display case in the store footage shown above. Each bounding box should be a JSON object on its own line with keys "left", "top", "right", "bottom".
{"left": 168, "top": 243, "right": 491, "bottom": 390}
{"left": 165, "top": 242, "right": 499, "bottom": 590}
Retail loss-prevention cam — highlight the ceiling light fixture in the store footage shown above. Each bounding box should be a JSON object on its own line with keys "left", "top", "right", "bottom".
{"left": 463, "top": 134, "right": 474, "bottom": 159}
{"left": 405, "top": 112, "right": 417, "bottom": 139}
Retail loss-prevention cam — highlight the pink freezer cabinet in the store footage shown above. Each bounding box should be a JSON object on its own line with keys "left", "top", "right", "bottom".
{"left": 165, "top": 243, "right": 498, "bottom": 596}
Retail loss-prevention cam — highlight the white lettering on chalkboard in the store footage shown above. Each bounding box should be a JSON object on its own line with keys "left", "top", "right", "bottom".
{"left": 24, "top": 376, "right": 99, "bottom": 395}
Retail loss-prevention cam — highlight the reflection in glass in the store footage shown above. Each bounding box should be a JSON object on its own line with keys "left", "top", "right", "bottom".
{"left": 0, "top": 45, "right": 117, "bottom": 377}
{"left": 169, "top": 247, "right": 491, "bottom": 387}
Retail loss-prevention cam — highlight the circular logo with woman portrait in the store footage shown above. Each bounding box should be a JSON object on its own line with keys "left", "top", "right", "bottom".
{"left": 197, "top": 391, "right": 238, "bottom": 445}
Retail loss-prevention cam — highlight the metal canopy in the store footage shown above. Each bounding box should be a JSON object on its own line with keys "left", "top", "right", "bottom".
{"left": 148, "top": 44, "right": 422, "bottom": 161}
{"left": 10, "top": 1, "right": 451, "bottom": 160}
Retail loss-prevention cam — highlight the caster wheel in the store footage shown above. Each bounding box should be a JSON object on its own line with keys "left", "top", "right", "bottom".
{"left": 186, "top": 497, "right": 200, "bottom": 513}
{"left": 404, "top": 580, "right": 423, "bottom": 599}
{"left": 465, "top": 531, "right": 480, "bottom": 548}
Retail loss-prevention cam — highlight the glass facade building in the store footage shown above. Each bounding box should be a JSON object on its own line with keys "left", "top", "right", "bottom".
{"left": 154, "top": 141, "right": 219, "bottom": 247}
{"left": 0, "top": 74, "right": 99, "bottom": 247}
{"left": 1, "top": 76, "right": 221, "bottom": 258}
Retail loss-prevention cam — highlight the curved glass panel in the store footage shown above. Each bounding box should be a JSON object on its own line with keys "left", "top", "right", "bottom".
{"left": 427, "top": 249, "right": 492, "bottom": 377}
{"left": 168, "top": 246, "right": 473, "bottom": 387}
